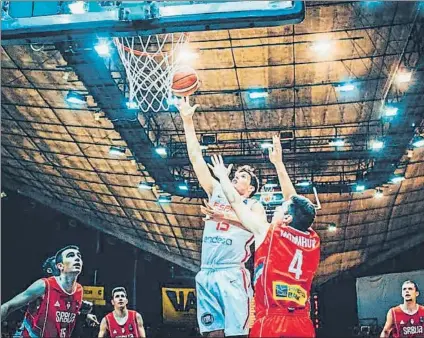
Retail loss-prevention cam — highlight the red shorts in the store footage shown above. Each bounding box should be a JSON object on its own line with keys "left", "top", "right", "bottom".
{"left": 249, "top": 311, "right": 315, "bottom": 338}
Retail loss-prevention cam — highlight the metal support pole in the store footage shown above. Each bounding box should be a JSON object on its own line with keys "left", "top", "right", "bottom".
{"left": 133, "top": 248, "right": 138, "bottom": 309}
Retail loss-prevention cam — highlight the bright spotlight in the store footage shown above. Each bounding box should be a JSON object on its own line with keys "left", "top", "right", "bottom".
{"left": 311, "top": 40, "right": 333, "bottom": 54}
{"left": 109, "top": 146, "right": 126, "bottom": 157}
{"left": 155, "top": 147, "right": 167, "bottom": 156}
{"left": 328, "top": 223, "right": 337, "bottom": 232}
{"left": 355, "top": 184, "right": 365, "bottom": 192}
{"left": 249, "top": 91, "right": 269, "bottom": 99}
{"left": 264, "top": 181, "right": 278, "bottom": 188}
{"left": 157, "top": 194, "right": 172, "bottom": 203}
{"left": 384, "top": 106, "right": 398, "bottom": 117}
{"left": 335, "top": 83, "right": 355, "bottom": 92}
{"left": 412, "top": 136, "right": 424, "bottom": 148}
{"left": 177, "top": 48, "right": 199, "bottom": 62}
{"left": 126, "top": 101, "right": 139, "bottom": 109}
{"left": 375, "top": 189, "right": 383, "bottom": 198}
{"left": 138, "top": 182, "right": 154, "bottom": 190}
{"left": 371, "top": 140, "right": 384, "bottom": 151}
{"left": 329, "top": 139, "right": 345, "bottom": 147}
{"left": 396, "top": 71, "right": 412, "bottom": 84}
{"left": 68, "top": 1, "right": 87, "bottom": 14}
{"left": 66, "top": 91, "right": 86, "bottom": 104}
{"left": 260, "top": 142, "right": 273, "bottom": 149}
{"left": 178, "top": 183, "right": 189, "bottom": 191}
{"left": 94, "top": 40, "right": 110, "bottom": 57}
{"left": 390, "top": 175, "right": 405, "bottom": 184}
{"left": 296, "top": 180, "right": 311, "bottom": 187}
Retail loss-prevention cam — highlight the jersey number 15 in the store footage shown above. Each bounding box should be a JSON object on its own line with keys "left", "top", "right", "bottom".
{"left": 216, "top": 222, "right": 230, "bottom": 231}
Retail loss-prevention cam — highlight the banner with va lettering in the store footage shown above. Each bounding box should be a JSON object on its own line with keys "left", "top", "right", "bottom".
{"left": 162, "top": 287, "right": 197, "bottom": 325}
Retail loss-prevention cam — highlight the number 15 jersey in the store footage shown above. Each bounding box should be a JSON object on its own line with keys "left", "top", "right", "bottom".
{"left": 253, "top": 224, "right": 320, "bottom": 313}
{"left": 201, "top": 185, "right": 258, "bottom": 268}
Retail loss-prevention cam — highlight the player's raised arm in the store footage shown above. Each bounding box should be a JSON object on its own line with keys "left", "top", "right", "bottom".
{"left": 0, "top": 279, "right": 45, "bottom": 319}
{"left": 208, "top": 155, "right": 268, "bottom": 237}
{"left": 380, "top": 309, "right": 393, "bottom": 338}
{"left": 176, "top": 97, "right": 217, "bottom": 196}
{"left": 269, "top": 135, "right": 297, "bottom": 201}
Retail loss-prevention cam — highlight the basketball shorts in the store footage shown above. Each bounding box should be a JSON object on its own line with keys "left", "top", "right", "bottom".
{"left": 196, "top": 266, "right": 253, "bottom": 336}
{"left": 250, "top": 312, "right": 315, "bottom": 338}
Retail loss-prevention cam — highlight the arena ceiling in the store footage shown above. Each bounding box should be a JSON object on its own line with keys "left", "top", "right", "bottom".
{"left": 1, "top": 1, "right": 424, "bottom": 285}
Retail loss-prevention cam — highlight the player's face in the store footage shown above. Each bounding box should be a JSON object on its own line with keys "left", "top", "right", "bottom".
{"left": 112, "top": 292, "right": 128, "bottom": 309}
{"left": 232, "top": 170, "right": 254, "bottom": 197}
{"left": 402, "top": 282, "right": 418, "bottom": 302}
{"left": 59, "top": 249, "right": 83, "bottom": 275}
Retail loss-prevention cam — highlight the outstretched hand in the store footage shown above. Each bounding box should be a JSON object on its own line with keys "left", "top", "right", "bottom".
{"left": 86, "top": 313, "right": 99, "bottom": 327}
{"left": 175, "top": 96, "right": 199, "bottom": 121}
{"left": 207, "top": 155, "right": 233, "bottom": 180}
{"left": 201, "top": 201, "right": 227, "bottom": 223}
{"left": 269, "top": 134, "right": 283, "bottom": 165}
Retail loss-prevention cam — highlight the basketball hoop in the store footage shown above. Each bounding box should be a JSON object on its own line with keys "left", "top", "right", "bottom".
{"left": 114, "top": 33, "right": 190, "bottom": 113}
{"left": 259, "top": 185, "right": 275, "bottom": 205}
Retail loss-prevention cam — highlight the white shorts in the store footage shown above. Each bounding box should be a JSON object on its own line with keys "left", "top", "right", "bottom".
{"left": 196, "top": 267, "right": 253, "bottom": 336}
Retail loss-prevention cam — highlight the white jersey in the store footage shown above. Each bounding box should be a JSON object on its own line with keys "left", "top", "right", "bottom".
{"left": 201, "top": 185, "right": 257, "bottom": 268}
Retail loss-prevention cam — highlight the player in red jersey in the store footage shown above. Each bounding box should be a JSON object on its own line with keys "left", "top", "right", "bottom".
{"left": 98, "top": 287, "right": 145, "bottom": 338}
{"left": 1, "top": 245, "right": 84, "bottom": 338}
{"left": 207, "top": 135, "right": 320, "bottom": 338}
{"left": 381, "top": 280, "right": 424, "bottom": 338}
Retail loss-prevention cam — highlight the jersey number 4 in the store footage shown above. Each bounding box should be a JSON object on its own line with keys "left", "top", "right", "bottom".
{"left": 288, "top": 249, "right": 303, "bottom": 280}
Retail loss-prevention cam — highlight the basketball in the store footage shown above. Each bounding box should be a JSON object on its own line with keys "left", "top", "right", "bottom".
{"left": 171, "top": 67, "right": 200, "bottom": 97}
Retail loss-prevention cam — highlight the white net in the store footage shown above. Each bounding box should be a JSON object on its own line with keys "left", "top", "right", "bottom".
{"left": 114, "top": 33, "right": 189, "bottom": 113}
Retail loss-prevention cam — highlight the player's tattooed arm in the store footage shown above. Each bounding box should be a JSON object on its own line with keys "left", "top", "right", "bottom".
{"left": 269, "top": 135, "right": 297, "bottom": 201}
{"left": 0, "top": 279, "right": 45, "bottom": 319}
{"left": 176, "top": 97, "right": 217, "bottom": 196}
{"left": 98, "top": 317, "right": 108, "bottom": 338}
{"left": 380, "top": 309, "right": 393, "bottom": 338}
{"left": 208, "top": 155, "right": 268, "bottom": 236}
{"left": 136, "top": 312, "right": 146, "bottom": 338}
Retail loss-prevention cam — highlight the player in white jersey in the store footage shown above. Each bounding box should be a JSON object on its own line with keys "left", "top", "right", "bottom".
{"left": 177, "top": 97, "right": 266, "bottom": 337}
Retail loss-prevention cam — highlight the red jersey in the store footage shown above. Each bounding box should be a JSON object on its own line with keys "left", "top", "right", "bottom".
{"left": 105, "top": 310, "right": 141, "bottom": 338}
{"left": 391, "top": 305, "right": 424, "bottom": 337}
{"left": 20, "top": 276, "right": 83, "bottom": 338}
{"left": 253, "top": 224, "right": 320, "bottom": 316}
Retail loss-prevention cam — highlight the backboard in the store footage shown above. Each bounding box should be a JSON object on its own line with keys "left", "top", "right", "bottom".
{"left": 2, "top": 1, "right": 306, "bottom": 45}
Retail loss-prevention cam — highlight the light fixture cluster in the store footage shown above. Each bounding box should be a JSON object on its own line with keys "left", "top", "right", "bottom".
{"left": 68, "top": 1, "right": 87, "bottom": 14}
{"left": 66, "top": 91, "right": 86, "bottom": 104}
{"left": 328, "top": 223, "right": 337, "bottom": 232}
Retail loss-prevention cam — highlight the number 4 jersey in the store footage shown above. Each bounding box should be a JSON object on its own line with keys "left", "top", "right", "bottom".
{"left": 253, "top": 223, "right": 320, "bottom": 314}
